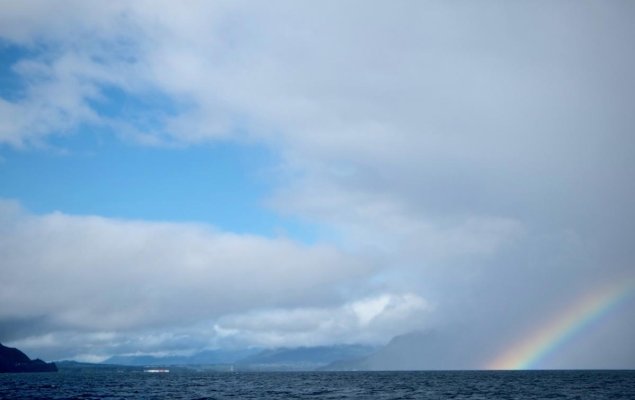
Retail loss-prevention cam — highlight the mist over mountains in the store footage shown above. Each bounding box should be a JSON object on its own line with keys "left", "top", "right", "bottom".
{"left": 103, "top": 344, "right": 377, "bottom": 371}
{"left": 104, "top": 348, "right": 260, "bottom": 367}
{"left": 323, "top": 331, "right": 471, "bottom": 371}
{"left": 99, "top": 333, "right": 470, "bottom": 371}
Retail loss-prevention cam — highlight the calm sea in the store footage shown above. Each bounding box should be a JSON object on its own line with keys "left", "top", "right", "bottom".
{"left": 1, "top": 370, "right": 634, "bottom": 399}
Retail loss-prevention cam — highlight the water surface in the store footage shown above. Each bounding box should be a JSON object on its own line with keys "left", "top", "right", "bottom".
{"left": 1, "top": 370, "right": 633, "bottom": 399}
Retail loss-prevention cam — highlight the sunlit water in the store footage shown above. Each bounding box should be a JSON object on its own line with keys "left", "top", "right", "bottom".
{"left": 1, "top": 370, "right": 633, "bottom": 399}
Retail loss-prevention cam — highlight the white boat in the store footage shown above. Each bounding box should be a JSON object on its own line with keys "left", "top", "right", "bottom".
{"left": 143, "top": 368, "right": 170, "bottom": 373}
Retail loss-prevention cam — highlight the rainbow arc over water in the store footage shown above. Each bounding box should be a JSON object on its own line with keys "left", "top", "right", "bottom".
{"left": 486, "top": 279, "right": 634, "bottom": 370}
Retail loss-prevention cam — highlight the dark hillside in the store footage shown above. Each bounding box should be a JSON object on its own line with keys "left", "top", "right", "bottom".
{"left": 0, "top": 342, "right": 57, "bottom": 373}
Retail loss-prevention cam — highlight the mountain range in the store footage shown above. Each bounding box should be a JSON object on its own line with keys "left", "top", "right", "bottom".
{"left": 103, "top": 344, "right": 377, "bottom": 371}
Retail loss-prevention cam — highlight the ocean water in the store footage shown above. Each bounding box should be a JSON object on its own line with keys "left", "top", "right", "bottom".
{"left": 1, "top": 370, "right": 634, "bottom": 399}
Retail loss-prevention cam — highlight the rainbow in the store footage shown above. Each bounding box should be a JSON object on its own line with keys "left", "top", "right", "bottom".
{"left": 486, "top": 279, "right": 634, "bottom": 370}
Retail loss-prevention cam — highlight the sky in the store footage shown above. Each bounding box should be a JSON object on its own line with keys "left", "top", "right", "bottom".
{"left": 0, "top": 1, "right": 634, "bottom": 368}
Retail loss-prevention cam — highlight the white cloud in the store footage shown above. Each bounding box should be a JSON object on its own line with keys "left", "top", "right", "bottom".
{"left": 0, "top": 200, "right": 373, "bottom": 340}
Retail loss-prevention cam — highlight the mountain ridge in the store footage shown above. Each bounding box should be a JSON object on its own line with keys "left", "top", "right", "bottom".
{"left": 0, "top": 342, "right": 57, "bottom": 373}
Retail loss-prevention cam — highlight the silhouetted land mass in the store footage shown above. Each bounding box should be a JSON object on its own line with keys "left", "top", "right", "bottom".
{"left": 0, "top": 342, "right": 57, "bottom": 373}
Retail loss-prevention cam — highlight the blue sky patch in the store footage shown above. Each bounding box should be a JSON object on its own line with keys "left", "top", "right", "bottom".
{"left": 0, "top": 130, "right": 315, "bottom": 241}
